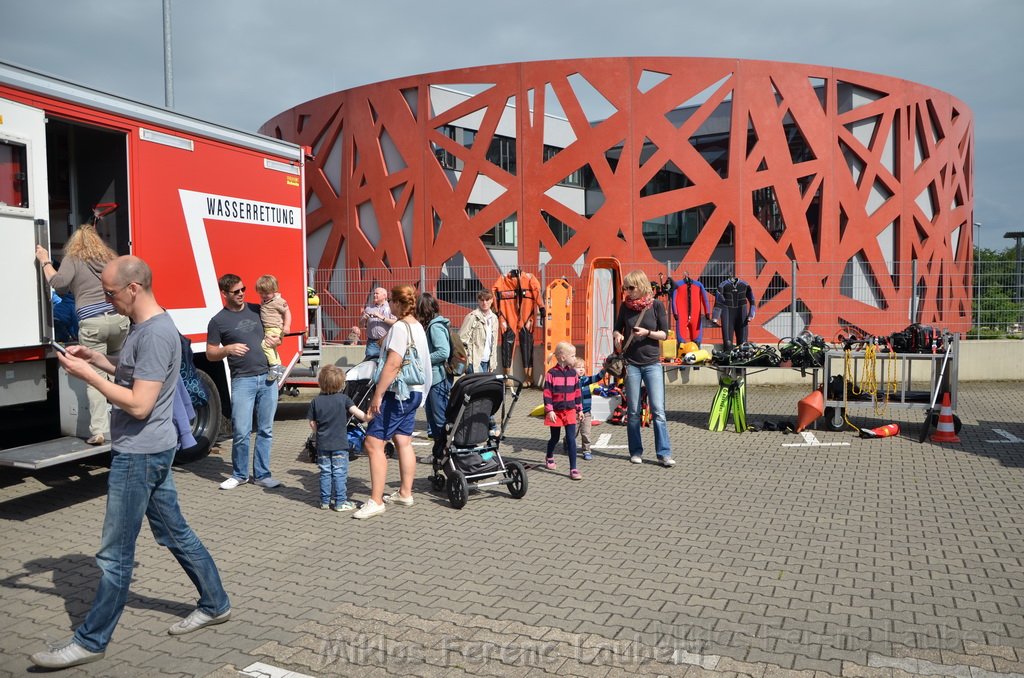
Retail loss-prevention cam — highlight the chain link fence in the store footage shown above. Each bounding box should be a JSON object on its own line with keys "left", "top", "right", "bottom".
{"left": 309, "top": 259, "right": 1023, "bottom": 346}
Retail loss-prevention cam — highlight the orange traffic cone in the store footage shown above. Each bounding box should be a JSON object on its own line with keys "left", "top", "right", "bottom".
{"left": 859, "top": 423, "right": 900, "bottom": 439}
{"left": 795, "top": 387, "right": 824, "bottom": 433}
{"left": 930, "top": 392, "right": 960, "bottom": 443}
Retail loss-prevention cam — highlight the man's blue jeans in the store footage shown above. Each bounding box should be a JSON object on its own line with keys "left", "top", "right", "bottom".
{"left": 363, "top": 341, "right": 381, "bottom": 362}
{"left": 467, "top": 360, "right": 490, "bottom": 374}
{"left": 74, "top": 448, "right": 229, "bottom": 652}
{"left": 318, "top": 450, "right": 350, "bottom": 505}
{"left": 624, "top": 362, "right": 672, "bottom": 460}
{"left": 229, "top": 374, "right": 279, "bottom": 482}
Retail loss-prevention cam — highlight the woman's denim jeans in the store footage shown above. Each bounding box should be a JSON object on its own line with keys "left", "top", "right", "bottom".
{"left": 624, "top": 362, "right": 672, "bottom": 459}
{"left": 425, "top": 376, "right": 452, "bottom": 438}
{"left": 318, "top": 450, "right": 350, "bottom": 505}
{"left": 229, "top": 374, "right": 279, "bottom": 482}
{"left": 74, "top": 448, "right": 229, "bottom": 652}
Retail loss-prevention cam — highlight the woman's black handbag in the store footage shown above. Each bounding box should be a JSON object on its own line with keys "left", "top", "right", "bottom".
{"left": 605, "top": 305, "right": 650, "bottom": 378}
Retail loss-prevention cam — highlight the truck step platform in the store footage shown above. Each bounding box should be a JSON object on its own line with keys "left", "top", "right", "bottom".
{"left": 0, "top": 437, "right": 111, "bottom": 470}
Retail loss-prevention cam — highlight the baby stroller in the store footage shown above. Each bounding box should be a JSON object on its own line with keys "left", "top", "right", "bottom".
{"left": 429, "top": 372, "right": 527, "bottom": 509}
{"left": 342, "top": 359, "right": 393, "bottom": 459}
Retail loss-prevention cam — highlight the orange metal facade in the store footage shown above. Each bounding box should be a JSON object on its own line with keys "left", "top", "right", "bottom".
{"left": 262, "top": 58, "right": 973, "bottom": 340}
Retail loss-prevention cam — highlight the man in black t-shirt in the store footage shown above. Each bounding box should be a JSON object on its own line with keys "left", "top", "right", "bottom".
{"left": 207, "top": 273, "right": 282, "bottom": 490}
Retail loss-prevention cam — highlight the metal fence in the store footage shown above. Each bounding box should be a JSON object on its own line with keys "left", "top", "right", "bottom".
{"left": 309, "top": 259, "right": 1023, "bottom": 346}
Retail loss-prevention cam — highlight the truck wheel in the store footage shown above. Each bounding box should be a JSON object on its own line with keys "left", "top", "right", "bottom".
{"left": 175, "top": 370, "right": 222, "bottom": 464}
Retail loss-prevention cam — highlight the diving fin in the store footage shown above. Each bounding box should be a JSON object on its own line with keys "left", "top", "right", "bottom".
{"left": 708, "top": 377, "right": 732, "bottom": 431}
{"left": 731, "top": 378, "right": 747, "bottom": 432}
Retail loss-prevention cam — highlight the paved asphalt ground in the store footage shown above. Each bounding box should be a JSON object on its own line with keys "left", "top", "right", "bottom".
{"left": 1, "top": 380, "right": 1023, "bottom": 677}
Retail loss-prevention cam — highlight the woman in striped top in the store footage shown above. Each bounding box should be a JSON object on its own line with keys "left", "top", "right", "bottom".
{"left": 542, "top": 341, "right": 583, "bottom": 480}
{"left": 36, "top": 224, "right": 129, "bottom": 445}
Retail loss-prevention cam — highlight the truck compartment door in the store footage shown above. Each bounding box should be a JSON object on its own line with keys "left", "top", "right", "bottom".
{"left": 0, "top": 97, "right": 49, "bottom": 350}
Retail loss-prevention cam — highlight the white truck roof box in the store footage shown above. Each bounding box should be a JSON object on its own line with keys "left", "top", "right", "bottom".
{"left": 0, "top": 59, "right": 301, "bottom": 161}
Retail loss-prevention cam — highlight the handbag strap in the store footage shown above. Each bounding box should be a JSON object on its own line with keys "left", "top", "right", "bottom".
{"left": 400, "top": 320, "right": 414, "bottom": 358}
{"left": 620, "top": 305, "right": 650, "bottom": 353}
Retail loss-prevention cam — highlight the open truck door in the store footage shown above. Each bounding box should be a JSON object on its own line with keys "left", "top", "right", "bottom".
{"left": 0, "top": 97, "right": 50, "bottom": 355}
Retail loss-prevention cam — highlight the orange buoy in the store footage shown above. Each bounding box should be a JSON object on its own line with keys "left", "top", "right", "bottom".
{"left": 859, "top": 423, "right": 900, "bottom": 439}
{"left": 795, "top": 387, "right": 824, "bottom": 433}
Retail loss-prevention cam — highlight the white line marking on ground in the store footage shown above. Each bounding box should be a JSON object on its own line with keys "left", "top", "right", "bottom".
{"left": 782, "top": 431, "right": 851, "bottom": 447}
{"left": 241, "top": 662, "right": 315, "bottom": 678}
{"left": 590, "top": 433, "right": 629, "bottom": 449}
{"left": 986, "top": 429, "right": 1024, "bottom": 444}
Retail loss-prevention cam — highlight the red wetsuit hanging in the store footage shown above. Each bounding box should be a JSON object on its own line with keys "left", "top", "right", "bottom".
{"left": 671, "top": 277, "right": 711, "bottom": 343}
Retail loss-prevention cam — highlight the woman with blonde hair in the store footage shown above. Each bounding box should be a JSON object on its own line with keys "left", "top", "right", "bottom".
{"left": 612, "top": 270, "right": 674, "bottom": 467}
{"left": 353, "top": 284, "right": 431, "bottom": 520}
{"left": 36, "top": 224, "right": 129, "bottom": 445}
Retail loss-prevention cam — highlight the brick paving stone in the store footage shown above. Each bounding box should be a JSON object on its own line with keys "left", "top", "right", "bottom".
{"left": 3, "top": 383, "right": 1023, "bottom": 676}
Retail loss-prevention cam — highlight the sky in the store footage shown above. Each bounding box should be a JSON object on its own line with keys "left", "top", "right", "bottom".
{"left": 1, "top": 0, "right": 1020, "bottom": 250}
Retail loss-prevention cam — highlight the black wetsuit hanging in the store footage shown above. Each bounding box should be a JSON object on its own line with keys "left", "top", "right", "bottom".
{"left": 714, "top": 277, "right": 756, "bottom": 350}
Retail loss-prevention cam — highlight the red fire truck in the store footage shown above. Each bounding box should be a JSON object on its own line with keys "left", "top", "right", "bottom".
{"left": 0, "top": 60, "right": 307, "bottom": 469}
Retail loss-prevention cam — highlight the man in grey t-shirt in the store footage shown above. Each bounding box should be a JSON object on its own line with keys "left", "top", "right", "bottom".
{"left": 207, "top": 273, "right": 281, "bottom": 490}
{"left": 31, "top": 256, "right": 230, "bottom": 670}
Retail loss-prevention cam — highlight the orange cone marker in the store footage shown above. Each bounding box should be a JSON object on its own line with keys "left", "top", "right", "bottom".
{"left": 930, "top": 392, "right": 960, "bottom": 443}
{"left": 795, "top": 388, "right": 824, "bottom": 433}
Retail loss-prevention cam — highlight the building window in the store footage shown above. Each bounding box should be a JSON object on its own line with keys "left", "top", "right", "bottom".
{"left": 692, "top": 132, "right": 729, "bottom": 178}
{"left": 543, "top": 145, "right": 583, "bottom": 186}
{"left": 468, "top": 204, "right": 517, "bottom": 248}
{"left": 433, "top": 125, "right": 458, "bottom": 170}
{"left": 642, "top": 203, "right": 716, "bottom": 250}
{"left": 487, "top": 134, "right": 516, "bottom": 174}
{"left": 543, "top": 210, "right": 575, "bottom": 245}
{"left": 640, "top": 161, "right": 692, "bottom": 196}
{"left": 752, "top": 186, "right": 785, "bottom": 241}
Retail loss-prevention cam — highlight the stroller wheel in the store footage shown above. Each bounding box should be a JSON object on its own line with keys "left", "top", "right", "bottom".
{"left": 430, "top": 459, "right": 445, "bottom": 491}
{"left": 447, "top": 470, "right": 468, "bottom": 509}
{"left": 506, "top": 461, "right": 528, "bottom": 499}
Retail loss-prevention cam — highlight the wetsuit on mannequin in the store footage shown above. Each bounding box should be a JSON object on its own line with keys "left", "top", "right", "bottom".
{"left": 712, "top": 276, "right": 756, "bottom": 350}
{"left": 492, "top": 269, "right": 543, "bottom": 387}
{"left": 670, "top": 274, "right": 711, "bottom": 344}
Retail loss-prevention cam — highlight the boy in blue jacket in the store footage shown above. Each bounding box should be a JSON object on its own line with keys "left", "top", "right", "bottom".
{"left": 566, "top": 357, "right": 604, "bottom": 460}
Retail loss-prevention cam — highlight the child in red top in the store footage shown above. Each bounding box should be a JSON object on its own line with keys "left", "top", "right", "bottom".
{"left": 543, "top": 342, "right": 583, "bottom": 480}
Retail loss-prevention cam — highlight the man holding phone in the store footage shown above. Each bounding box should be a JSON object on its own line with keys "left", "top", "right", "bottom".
{"left": 31, "top": 255, "right": 230, "bottom": 669}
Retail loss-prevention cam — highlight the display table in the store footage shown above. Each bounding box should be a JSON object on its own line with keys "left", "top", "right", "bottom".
{"left": 820, "top": 334, "right": 959, "bottom": 431}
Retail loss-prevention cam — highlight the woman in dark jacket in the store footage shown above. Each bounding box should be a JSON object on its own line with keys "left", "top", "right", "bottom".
{"left": 416, "top": 293, "right": 452, "bottom": 440}
{"left": 612, "top": 270, "right": 674, "bottom": 467}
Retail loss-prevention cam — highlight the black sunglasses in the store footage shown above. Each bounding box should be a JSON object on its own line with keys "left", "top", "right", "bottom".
{"left": 227, "top": 286, "right": 246, "bottom": 295}
{"left": 622, "top": 285, "right": 636, "bottom": 291}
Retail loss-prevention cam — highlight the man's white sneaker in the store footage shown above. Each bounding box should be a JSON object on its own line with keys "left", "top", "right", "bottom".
{"left": 30, "top": 638, "right": 105, "bottom": 669}
{"left": 383, "top": 492, "right": 414, "bottom": 507}
{"left": 219, "top": 477, "right": 245, "bottom": 490}
{"left": 167, "top": 608, "right": 231, "bottom": 635}
{"left": 629, "top": 456, "right": 643, "bottom": 464}
{"left": 352, "top": 498, "right": 386, "bottom": 519}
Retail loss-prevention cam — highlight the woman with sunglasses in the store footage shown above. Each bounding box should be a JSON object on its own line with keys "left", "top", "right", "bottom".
{"left": 612, "top": 270, "right": 675, "bottom": 467}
